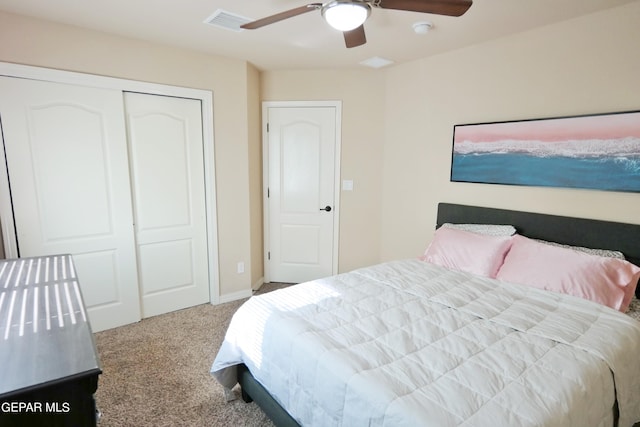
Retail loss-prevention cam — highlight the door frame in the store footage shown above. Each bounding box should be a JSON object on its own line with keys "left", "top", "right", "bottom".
{"left": 262, "top": 100, "right": 342, "bottom": 283}
{"left": 0, "top": 61, "right": 220, "bottom": 304}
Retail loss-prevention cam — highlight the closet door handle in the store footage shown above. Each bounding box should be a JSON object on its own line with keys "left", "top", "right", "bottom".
{"left": 320, "top": 205, "right": 332, "bottom": 212}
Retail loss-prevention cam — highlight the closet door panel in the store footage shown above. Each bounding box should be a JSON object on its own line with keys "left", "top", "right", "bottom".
{"left": 27, "top": 102, "right": 112, "bottom": 240}
{"left": 124, "top": 93, "right": 209, "bottom": 318}
{"left": 73, "top": 251, "right": 120, "bottom": 306}
{"left": 0, "top": 77, "right": 141, "bottom": 331}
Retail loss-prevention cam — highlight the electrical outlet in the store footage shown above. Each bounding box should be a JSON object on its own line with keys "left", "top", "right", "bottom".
{"left": 237, "top": 262, "right": 245, "bottom": 274}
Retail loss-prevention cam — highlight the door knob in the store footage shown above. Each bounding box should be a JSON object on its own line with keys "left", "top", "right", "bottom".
{"left": 320, "top": 205, "right": 332, "bottom": 212}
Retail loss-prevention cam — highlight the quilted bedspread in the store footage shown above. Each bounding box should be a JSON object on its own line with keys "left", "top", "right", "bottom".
{"left": 211, "top": 259, "right": 640, "bottom": 427}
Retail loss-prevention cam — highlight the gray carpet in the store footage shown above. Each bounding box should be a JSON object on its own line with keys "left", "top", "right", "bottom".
{"left": 94, "top": 283, "right": 291, "bottom": 427}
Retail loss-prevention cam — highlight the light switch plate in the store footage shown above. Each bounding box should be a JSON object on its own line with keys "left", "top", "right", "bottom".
{"left": 342, "top": 180, "right": 354, "bottom": 191}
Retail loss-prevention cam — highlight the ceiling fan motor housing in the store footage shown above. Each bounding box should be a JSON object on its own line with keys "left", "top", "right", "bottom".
{"left": 321, "top": 0, "right": 372, "bottom": 32}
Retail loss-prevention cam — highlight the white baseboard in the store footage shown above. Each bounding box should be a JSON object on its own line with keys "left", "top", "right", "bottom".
{"left": 216, "top": 276, "right": 265, "bottom": 304}
{"left": 252, "top": 277, "right": 264, "bottom": 291}
{"left": 217, "top": 289, "right": 252, "bottom": 304}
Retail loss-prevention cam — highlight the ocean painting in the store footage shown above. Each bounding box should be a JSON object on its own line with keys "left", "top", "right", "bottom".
{"left": 450, "top": 111, "right": 640, "bottom": 193}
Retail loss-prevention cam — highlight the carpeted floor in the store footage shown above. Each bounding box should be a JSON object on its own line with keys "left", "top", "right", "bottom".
{"left": 94, "top": 283, "right": 291, "bottom": 427}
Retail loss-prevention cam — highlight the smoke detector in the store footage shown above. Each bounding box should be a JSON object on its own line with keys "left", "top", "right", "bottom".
{"left": 413, "top": 21, "right": 433, "bottom": 34}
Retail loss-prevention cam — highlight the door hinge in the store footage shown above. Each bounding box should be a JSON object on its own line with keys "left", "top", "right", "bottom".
{"left": 267, "top": 187, "right": 270, "bottom": 198}
{"left": 268, "top": 251, "right": 270, "bottom": 260}
{"left": 266, "top": 123, "right": 269, "bottom": 132}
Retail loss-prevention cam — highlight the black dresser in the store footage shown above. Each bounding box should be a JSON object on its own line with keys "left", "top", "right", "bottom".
{"left": 0, "top": 255, "right": 101, "bottom": 426}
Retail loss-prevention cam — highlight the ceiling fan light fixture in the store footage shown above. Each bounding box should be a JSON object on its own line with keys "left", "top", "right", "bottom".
{"left": 322, "top": 1, "right": 371, "bottom": 32}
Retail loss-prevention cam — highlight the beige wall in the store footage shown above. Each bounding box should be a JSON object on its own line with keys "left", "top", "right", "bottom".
{"left": 246, "top": 63, "right": 264, "bottom": 289}
{"left": 261, "top": 69, "right": 386, "bottom": 272}
{"left": 380, "top": 1, "right": 640, "bottom": 260}
{"left": 0, "top": 11, "right": 254, "bottom": 297}
{"left": 1, "top": 1, "right": 638, "bottom": 290}
{"left": 261, "top": 2, "right": 640, "bottom": 268}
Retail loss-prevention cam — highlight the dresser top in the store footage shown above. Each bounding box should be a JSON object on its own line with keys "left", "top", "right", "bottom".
{"left": 0, "top": 255, "right": 101, "bottom": 397}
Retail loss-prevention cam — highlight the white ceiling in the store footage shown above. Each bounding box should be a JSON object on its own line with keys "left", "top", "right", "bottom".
{"left": 0, "top": 0, "right": 636, "bottom": 71}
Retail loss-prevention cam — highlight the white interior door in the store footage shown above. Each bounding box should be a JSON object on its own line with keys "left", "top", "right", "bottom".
{"left": 124, "top": 92, "right": 209, "bottom": 317}
{"left": 267, "top": 105, "right": 339, "bottom": 283}
{"left": 0, "top": 77, "right": 141, "bottom": 331}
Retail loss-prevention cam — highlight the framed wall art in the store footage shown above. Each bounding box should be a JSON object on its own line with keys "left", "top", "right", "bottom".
{"left": 450, "top": 110, "right": 640, "bottom": 193}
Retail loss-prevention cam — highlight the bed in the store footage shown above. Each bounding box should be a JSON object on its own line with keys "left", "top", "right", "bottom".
{"left": 211, "top": 203, "right": 640, "bottom": 427}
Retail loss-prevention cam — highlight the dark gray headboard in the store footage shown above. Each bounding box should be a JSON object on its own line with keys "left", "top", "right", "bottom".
{"left": 437, "top": 203, "right": 640, "bottom": 296}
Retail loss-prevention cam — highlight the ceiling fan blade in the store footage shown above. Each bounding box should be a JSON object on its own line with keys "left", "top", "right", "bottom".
{"left": 344, "top": 25, "right": 367, "bottom": 48}
{"left": 241, "top": 3, "right": 322, "bottom": 29}
{"left": 377, "top": 0, "right": 472, "bottom": 17}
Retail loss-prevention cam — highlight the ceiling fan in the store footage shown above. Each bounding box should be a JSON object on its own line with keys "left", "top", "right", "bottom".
{"left": 241, "top": 0, "right": 473, "bottom": 48}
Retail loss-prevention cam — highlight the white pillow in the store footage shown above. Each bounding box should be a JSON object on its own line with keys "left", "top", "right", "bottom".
{"left": 532, "top": 238, "right": 626, "bottom": 260}
{"left": 442, "top": 223, "right": 516, "bottom": 237}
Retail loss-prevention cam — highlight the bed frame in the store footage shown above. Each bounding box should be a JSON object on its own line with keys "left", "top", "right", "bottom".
{"left": 238, "top": 202, "right": 640, "bottom": 427}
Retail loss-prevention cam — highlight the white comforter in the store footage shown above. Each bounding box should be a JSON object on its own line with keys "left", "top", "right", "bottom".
{"left": 211, "top": 259, "right": 640, "bottom": 427}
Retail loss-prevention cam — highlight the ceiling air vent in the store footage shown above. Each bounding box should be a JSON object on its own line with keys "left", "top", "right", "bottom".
{"left": 204, "top": 9, "right": 253, "bottom": 32}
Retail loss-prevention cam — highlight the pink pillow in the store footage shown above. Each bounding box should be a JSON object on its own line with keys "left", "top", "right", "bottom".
{"left": 496, "top": 235, "right": 640, "bottom": 312}
{"left": 421, "top": 227, "right": 513, "bottom": 278}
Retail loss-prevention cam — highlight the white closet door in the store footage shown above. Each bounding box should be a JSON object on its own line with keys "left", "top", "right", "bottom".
{"left": 124, "top": 93, "right": 209, "bottom": 317}
{"left": 0, "top": 77, "right": 141, "bottom": 331}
